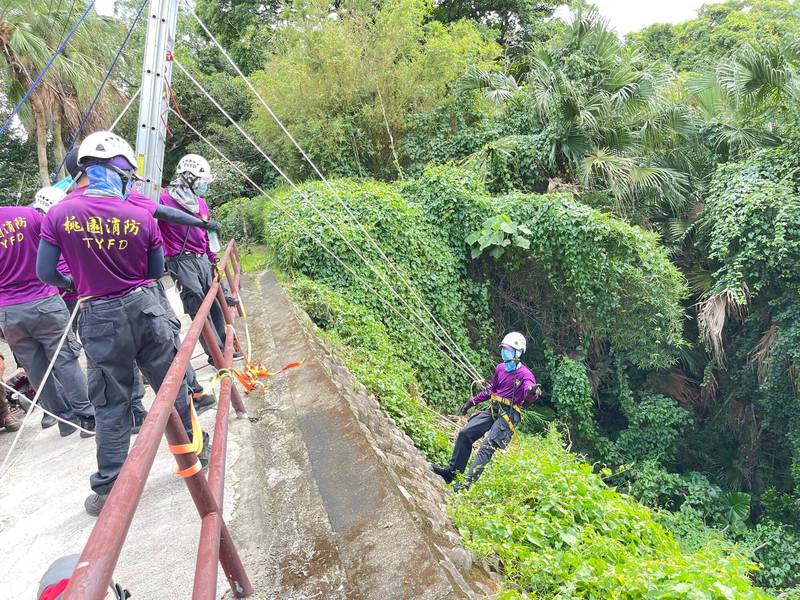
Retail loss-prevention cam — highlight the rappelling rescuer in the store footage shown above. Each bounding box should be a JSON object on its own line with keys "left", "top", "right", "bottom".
{"left": 432, "top": 332, "right": 541, "bottom": 488}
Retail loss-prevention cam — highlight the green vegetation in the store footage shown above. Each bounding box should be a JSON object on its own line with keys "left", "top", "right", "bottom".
{"left": 7, "top": 0, "right": 800, "bottom": 596}
{"left": 451, "top": 429, "right": 768, "bottom": 598}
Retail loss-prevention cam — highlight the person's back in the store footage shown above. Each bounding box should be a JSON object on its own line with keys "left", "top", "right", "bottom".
{"left": 158, "top": 188, "right": 213, "bottom": 259}
{"left": 0, "top": 206, "right": 57, "bottom": 306}
{"left": 37, "top": 131, "right": 206, "bottom": 516}
{"left": 0, "top": 203, "right": 93, "bottom": 437}
{"left": 42, "top": 193, "right": 161, "bottom": 300}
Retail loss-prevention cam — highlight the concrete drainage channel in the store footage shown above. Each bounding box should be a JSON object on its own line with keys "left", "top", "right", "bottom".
{"left": 230, "top": 271, "right": 495, "bottom": 599}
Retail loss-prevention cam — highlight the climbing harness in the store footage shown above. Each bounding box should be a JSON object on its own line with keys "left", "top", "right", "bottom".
{"left": 488, "top": 395, "right": 522, "bottom": 451}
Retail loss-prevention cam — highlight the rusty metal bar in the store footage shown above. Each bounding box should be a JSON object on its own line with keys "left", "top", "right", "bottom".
{"left": 193, "top": 325, "right": 235, "bottom": 598}
{"left": 64, "top": 241, "right": 251, "bottom": 599}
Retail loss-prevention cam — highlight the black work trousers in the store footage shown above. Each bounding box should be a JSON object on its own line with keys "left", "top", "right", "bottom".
{"left": 166, "top": 254, "right": 227, "bottom": 362}
{"left": 79, "top": 284, "right": 192, "bottom": 495}
{"left": 448, "top": 404, "right": 520, "bottom": 484}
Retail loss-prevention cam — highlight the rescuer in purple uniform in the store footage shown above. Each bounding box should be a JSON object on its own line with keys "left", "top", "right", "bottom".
{"left": 61, "top": 148, "right": 218, "bottom": 429}
{"left": 0, "top": 194, "right": 94, "bottom": 438}
{"left": 158, "top": 154, "right": 233, "bottom": 365}
{"left": 37, "top": 131, "right": 208, "bottom": 516}
{"left": 432, "top": 332, "right": 541, "bottom": 488}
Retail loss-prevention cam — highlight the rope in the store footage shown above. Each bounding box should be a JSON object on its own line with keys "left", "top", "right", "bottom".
{"left": 53, "top": 0, "right": 148, "bottom": 178}
{"left": 0, "top": 377, "right": 93, "bottom": 435}
{"left": 0, "top": 299, "right": 84, "bottom": 482}
{"left": 168, "top": 107, "right": 479, "bottom": 383}
{"left": 110, "top": 87, "right": 140, "bottom": 131}
{"left": 172, "top": 61, "right": 482, "bottom": 383}
{"left": 183, "top": 3, "right": 484, "bottom": 383}
{"left": 0, "top": 1, "right": 96, "bottom": 138}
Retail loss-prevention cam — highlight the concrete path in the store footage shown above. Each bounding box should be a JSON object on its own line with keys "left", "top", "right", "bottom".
{"left": 0, "top": 279, "right": 237, "bottom": 599}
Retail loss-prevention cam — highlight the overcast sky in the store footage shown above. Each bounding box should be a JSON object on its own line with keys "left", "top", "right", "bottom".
{"left": 555, "top": 0, "right": 708, "bottom": 34}
{"left": 95, "top": 0, "right": 709, "bottom": 34}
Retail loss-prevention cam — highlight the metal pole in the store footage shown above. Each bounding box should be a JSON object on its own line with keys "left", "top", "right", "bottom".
{"left": 134, "top": 0, "right": 178, "bottom": 201}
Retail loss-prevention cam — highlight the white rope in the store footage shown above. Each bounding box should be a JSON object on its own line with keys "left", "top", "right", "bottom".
{"left": 184, "top": 2, "right": 484, "bottom": 382}
{"left": 110, "top": 87, "right": 140, "bottom": 131}
{"left": 172, "top": 61, "right": 483, "bottom": 383}
{"left": 0, "top": 377, "right": 93, "bottom": 435}
{"left": 0, "top": 299, "right": 85, "bottom": 482}
{"left": 169, "top": 108, "right": 479, "bottom": 383}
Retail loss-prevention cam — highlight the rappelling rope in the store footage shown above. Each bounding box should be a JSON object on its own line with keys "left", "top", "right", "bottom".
{"left": 183, "top": 2, "right": 484, "bottom": 384}
{"left": 110, "top": 88, "right": 140, "bottom": 131}
{"left": 0, "top": 299, "right": 84, "bottom": 482}
{"left": 0, "top": 1, "right": 97, "bottom": 138}
{"left": 168, "top": 107, "right": 480, "bottom": 384}
{"left": 172, "top": 61, "right": 482, "bottom": 383}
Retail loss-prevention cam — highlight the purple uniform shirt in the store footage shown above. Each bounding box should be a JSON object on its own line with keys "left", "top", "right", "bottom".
{"left": 41, "top": 192, "right": 163, "bottom": 300}
{"left": 0, "top": 207, "right": 58, "bottom": 307}
{"left": 470, "top": 363, "right": 537, "bottom": 407}
{"left": 158, "top": 189, "right": 216, "bottom": 262}
{"left": 125, "top": 189, "right": 158, "bottom": 216}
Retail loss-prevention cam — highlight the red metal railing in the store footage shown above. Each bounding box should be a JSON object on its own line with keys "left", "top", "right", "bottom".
{"left": 64, "top": 240, "right": 253, "bottom": 599}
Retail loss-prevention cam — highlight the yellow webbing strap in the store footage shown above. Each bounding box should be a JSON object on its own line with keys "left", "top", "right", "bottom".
{"left": 167, "top": 395, "right": 203, "bottom": 456}
{"left": 224, "top": 360, "right": 305, "bottom": 394}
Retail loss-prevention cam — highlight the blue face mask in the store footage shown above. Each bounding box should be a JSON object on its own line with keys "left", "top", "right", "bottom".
{"left": 84, "top": 165, "right": 133, "bottom": 199}
{"left": 501, "top": 347, "right": 519, "bottom": 372}
{"left": 194, "top": 183, "right": 209, "bottom": 195}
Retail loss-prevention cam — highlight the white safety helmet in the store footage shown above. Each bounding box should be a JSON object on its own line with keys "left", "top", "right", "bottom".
{"left": 77, "top": 131, "right": 136, "bottom": 170}
{"left": 500, "top": 332, "right": 526, "bottom": 354}
{"left": 32, "top": 186, "right": 66, "bottom": 213}
{"left": 176, "top": 154, "right": 213, "bottom": 180}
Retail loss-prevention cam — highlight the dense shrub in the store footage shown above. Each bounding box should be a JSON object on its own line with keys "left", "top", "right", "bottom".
{"left": 260, "top": 177, "right": 492, "bottom": 412}
{"left": 288, "top": 277, "right": 451, "bottom": 463}
{"left": 450, "top": 428, "right": 769, "bottom": 598}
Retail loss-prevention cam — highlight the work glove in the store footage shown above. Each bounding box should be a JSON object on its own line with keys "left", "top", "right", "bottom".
{"left": 63, "top": 276, "right": 76, "bottom": 294}
{"left": 459, "top": 400, "right": 473, "bottom": 416}
{"left": 224, "top": 292, "right": 239, "bottom": 307}
{"left": 202, "top": 218, "right": 221, "bottom": 233}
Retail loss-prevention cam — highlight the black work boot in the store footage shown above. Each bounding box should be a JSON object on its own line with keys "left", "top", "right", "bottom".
{"left": 58, "top": 417, "right": 79, "bottom": 437}
{"left": 432, "top": 465, "right": 454, "bottom": 484}
{"left": 193, "top": 394, "right": 216, "bottom": 415}
{"left": 79, "top": 415, "right": 96, "bottom": 438}
{"left": 0, "top": 413, "right": 20, "bottom": 433}
{"left": 41, "top": 414, "right": 56, "bottom": 429}
{"left": 84, "top": 492, "right": 108, "bottom": 517}
{"left": 131, "top": 410, "right": 147, "bottom": 435}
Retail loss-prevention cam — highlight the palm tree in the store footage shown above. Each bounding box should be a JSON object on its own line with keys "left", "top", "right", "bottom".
{"left": 0, "top": 0, "right": 126, "bottom": 186}
{"left": 689, "top": 43, "right": 798, "bottom": 161}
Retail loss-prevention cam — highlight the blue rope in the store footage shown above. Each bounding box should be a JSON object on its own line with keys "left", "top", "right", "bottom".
{"left": 0, "top": 1, "right": 96, "bottom": 138}
{"left": 54, "top": 0, "right": 149, "bottom": 177}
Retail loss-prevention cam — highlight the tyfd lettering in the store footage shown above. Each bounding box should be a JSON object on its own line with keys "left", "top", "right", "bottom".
{"left": 81, "top": 237, "right": 129, "bottom": 250}
{"left": 0, "top": 232, "right": 25, "bottom": 248}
